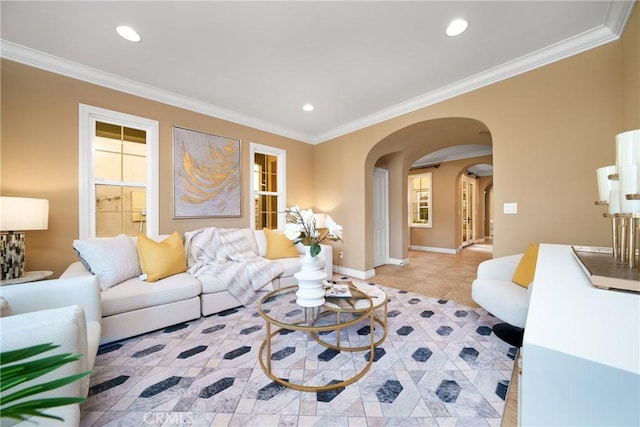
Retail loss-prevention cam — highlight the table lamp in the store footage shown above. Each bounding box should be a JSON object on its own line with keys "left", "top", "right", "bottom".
{"left": 1, "top": 197, "right": 49, "bottom": 280}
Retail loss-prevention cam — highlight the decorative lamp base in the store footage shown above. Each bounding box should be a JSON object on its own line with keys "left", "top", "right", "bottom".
{"left": 1, "top": 232, "right": 26, "bottom": 280}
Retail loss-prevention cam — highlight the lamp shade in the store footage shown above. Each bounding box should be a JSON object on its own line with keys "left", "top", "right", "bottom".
{"left": 0, "top": 197, "right": 49, "bottom": 231}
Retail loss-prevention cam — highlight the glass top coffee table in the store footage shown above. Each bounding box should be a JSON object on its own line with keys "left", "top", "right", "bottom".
{"left": 257, "top": 282, "right": 386, "bottom": 392}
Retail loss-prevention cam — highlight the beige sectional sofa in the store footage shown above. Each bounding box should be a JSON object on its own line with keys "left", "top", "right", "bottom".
{"left": 64, "top": 228, "right": 333, "bottom": 345}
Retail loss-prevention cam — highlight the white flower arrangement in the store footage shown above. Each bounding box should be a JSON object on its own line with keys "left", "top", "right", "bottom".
{"left": 284, "top": 206, "right": 343, "bottom": 257}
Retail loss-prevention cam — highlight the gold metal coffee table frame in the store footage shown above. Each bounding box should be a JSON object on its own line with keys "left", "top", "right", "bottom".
{"left": 257, "top": 284, "right": 382, "bottom": 392}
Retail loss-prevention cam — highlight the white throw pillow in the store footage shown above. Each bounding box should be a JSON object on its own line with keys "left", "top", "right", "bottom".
{"left": 73, "top": 234, "right": 141, "bottom": 291}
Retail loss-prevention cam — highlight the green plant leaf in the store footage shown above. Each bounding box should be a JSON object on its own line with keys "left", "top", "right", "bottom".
{"left": 310, "top": 243, "right": 321, "bottom": 257}
{"left": 2, "top": 370, "right": 91, "bottom": 405}
{"left": 0, "top": 344, "right": 59, "bottom": 365}
{"left": 2, "top": 396, "right": 87, "bottom": 421}
{"left": 1, "top": 353, "right": 83, "bottom": 393}
{"left": 0, "top": 343, "right": 91, "bottom": 423}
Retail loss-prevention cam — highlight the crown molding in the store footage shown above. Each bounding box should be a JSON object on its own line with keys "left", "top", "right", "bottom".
{"left": 1, "top": 0, "right": 634, "bottom": 146}
{"left": 0, "top": 40, "right": 314, "bottom": 144}
{"left": 604, "top": 0, "right": 637, "bottom": 34}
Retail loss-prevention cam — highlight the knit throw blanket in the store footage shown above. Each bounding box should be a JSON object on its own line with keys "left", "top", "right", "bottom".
{"left": 184, "top": 227, "right": 283, "bottom": 307}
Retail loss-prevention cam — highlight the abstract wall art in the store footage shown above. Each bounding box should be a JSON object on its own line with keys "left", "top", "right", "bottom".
{"left": 173, "top": 127, "right": 241, "bottom": 218}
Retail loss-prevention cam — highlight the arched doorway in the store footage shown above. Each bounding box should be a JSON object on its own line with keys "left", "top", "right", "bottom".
{"left": 367, "top": 117, "right": 493, "bottom": 265}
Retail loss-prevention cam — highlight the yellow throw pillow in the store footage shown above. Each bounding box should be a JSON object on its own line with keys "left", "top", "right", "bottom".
{"left": 512, "top": 242, "right": 539, "bottom": 288}
{"left": 264, "top": 228, "right": 299, "bottom": 259}
{"left": 137, "top": 232, "right": 187, "bottom": 282}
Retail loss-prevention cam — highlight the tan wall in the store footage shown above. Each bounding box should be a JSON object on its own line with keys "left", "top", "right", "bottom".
{"left": 1, "top": 61, "right": 313, "bottom": 277}
{"left": 315, "top": 6, "right": 639, "bottom": 272}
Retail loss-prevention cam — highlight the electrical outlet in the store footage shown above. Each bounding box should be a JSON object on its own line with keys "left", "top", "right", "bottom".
{"left": 339, "top": 251, "right": 344, "bottom": 259}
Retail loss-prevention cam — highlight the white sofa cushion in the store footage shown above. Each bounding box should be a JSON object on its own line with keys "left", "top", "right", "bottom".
{"left": 275, "top": 256, "right": 305, "bottom": 278}
{"left": 101, "top": 272, "right": 201, "bottom": 317}
{"left": 73, "top": 234, "right": 141, "bottom": 291}
{"left": 198, "top": 273, "right": 227, "bottom": 294}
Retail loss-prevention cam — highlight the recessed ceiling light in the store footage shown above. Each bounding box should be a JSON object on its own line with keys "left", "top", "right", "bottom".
{"left": 446, "top": 19, "right": 468, "bottom": 37}
{"left": 116, "top": 25, "right": 141, "bottom": 42}
{"left": 302, "top": 104, "right": 314, "bottom": 112}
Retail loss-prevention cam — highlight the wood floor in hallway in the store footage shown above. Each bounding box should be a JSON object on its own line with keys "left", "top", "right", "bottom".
{"left": 370, "top": 242, "right": 493, "bottom": 307}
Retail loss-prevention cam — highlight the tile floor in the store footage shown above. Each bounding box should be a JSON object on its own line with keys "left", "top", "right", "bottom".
{"left": 372, "top": 243, "right": 493, "bottom": 308}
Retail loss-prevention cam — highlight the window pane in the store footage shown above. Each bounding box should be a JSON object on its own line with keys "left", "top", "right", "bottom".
{"left": 95, "top": 135, "right": 121, "bottom": 153}
{"left": 95, "top": 151, "right": 122, "bottom": 181}
{"left": 123, "top": 127, "right": 146, "bottom": 143}
{"left": 96, "top": 185, "right": 122, "bottom": 237}
{"left": 256, "top": 194, "right": 278, "bottom": 230}
{"left": 96, "top": 122, "right": 122, "bottom": 140}
{"left": 123, "top": 140, "right": 146, "bottom": 156}
{"left": 95, "top": 212, "right": 122, "bottom": 237}
{"left": 124, "top": 187, "right": 146, "bottom": 235}
{"left": 412, "top": 177, "right": 421, "bottom": 190}
{"left": 96, "top": 185, "right": 146, "bottom": 237}
{"left": 409, "top": 172, "right": 432, "bottom": 226}
{"left": 123, "top": 154, "right": 146, "bottom": 183}
{"left": 255, "top": 153, "right": 278, "bottom": 192}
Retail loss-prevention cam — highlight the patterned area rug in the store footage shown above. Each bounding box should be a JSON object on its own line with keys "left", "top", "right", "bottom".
{"left": 80, "top": 285, "right": 516, "bottom": 426}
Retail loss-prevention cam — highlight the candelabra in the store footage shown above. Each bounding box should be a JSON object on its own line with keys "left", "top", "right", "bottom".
{"left": 596, "top": 130, "right": 640, "bottom": 272}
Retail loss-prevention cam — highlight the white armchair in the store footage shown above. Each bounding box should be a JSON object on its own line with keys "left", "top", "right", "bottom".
{"left": 471, "top": 254, "right": 530, "bottom": 347}
{"left": 0, "top": 276, "right": 101, "bottom": 426}
{"left": 471, "top": 254, "right": 530, "bottom": 329}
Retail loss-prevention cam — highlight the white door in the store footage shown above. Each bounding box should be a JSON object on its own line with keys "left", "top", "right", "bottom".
{"left": 373, "top": 167, "right": 389, "bottom": 267}
{"left": 461, "top": 175, "right": 476, "bottom": 247}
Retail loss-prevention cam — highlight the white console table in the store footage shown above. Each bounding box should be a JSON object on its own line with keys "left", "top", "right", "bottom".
{"left": 521, "top": 244, "right": 640, "bottom": 426}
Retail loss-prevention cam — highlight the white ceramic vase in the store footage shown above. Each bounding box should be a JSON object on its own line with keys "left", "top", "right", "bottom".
{"left": 294, "top": 245, "right": 327, "bottom": 307}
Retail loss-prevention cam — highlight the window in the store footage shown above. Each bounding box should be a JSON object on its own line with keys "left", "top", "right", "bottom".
{"left": 409, "top": 173, "right": 432, "bottom": 227}
{"left": 250, "top": 143, "right": 286, "bottom": 230}
{"left": 79, "top": 105, "right": 159, "bottom": 239}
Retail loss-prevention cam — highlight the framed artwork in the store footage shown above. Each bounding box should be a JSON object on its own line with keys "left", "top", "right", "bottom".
{"left": 173, "top": 126, "right": 241, "bottom": 218}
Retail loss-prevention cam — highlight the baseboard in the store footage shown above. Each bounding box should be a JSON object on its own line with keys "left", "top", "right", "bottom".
{"left": 388, "top": 257, "right": 410, "bottom": 266}
{"left": 409, "top": 245, "right": 458, "bottom": 254}
{"left": 333, "top": 265, "right": 376, "bottom": 280}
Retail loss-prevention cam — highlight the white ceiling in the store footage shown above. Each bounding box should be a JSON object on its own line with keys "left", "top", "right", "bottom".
{"left": 413, "top": 144, "right": 494, "bottom": 176}
{"left": 1, "top": 1, "right": 635, "bottom": 147}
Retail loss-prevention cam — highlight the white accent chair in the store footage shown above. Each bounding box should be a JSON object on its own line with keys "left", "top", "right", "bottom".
{"left": 0, "top": 276, "right": 102, "bottom": 426}
{"left": 471, "top": 253, "right": 530, "bottom": 329}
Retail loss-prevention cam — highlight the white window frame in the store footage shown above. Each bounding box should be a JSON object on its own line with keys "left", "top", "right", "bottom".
{"left": 78, "top": 104, "right": 159, "bottom": 239}
{"left": 249, "top": 143, "right": 286, "bottom": 230}
{"left": 408, "top": 172, "right": 433, "bottom": 228}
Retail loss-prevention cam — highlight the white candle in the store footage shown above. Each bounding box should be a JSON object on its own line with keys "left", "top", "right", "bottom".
{"left": 596, "top": 165, "right": 616, "bottom": 202}
{"left": 616, "top": 129, "right": 640, "bottom": 167}
{"left": 638, "top": 160, "right": 640, "bottom": 194}
{"left": 619, "top": 165, "right": 640, "bottom": 213}
{"left": 608, "top": 181, "right": 621, "bottom": 214}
